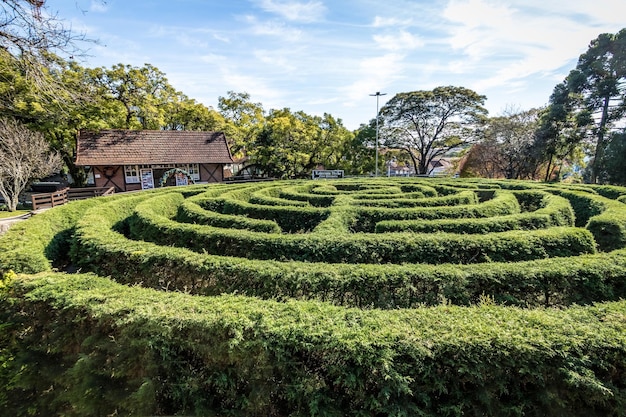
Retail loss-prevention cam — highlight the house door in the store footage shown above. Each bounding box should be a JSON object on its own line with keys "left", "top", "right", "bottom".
{"left": 152, "top": 168, "right": 178, "bottom": 187}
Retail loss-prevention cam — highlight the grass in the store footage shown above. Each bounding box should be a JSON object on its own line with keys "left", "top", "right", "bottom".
{"left": 0, "top": 209, "right": 30, "bottom": 219}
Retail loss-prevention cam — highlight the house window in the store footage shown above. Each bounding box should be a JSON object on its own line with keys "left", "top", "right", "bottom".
{"left": 85, "top": 167, "right": 95, "bottom": 185}
{"left": 188, "top": 164, "right": 200, "bottom": 181}
{"left": 124, "top": 165, "right": 140, "bottom": 183}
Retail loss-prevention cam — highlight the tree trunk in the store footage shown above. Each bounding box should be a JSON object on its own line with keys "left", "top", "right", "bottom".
{"left": 405, "top": 148, "right": 419, "bottom": 176}
{"left": 544, "top": 154, "right": 554, "bottom": 182}
{"left": 591, "top": 95, "right": 611, "bottom": 183}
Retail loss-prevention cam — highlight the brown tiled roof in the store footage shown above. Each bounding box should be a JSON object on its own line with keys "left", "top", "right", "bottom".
{"left": 75, "top": 129, "right": 234, "bottom": 166}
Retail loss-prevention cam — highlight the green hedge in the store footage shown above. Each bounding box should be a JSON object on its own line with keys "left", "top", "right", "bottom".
{"left": 278, "top": 184, "right": 337, "bottom": 207}
{"left": 59, "top": 213, "right": 626, "bottom": 308}
{"left": 547, "top": 189, "right": 626, "bottom": 251}
{"left": 353, "top": 190, "right": 521, "bottom": 232}
{"left": 399, "top": 183, "right": 439, "bottom": 196}
{"left": 352, "top": 191, "right": 426, "bottom": 200}
{"left": 353, "top": 189, "right": 477, "bottom": 208}
{"left": 547, "top": 189, "right": 607, "bottom": 227}
{"left": 5, "top": 178, "right": 626, "bottom": 417}
{"left": 376, "top": 192, "right": 574, "bottom": 233}
{"left": 0, "top": 196, "right": 117, "bottom": 274}
{"left": 586, "top": 198, "right": 626, "bottom": 251}
{"left": 203, "top": 196, "right": 329, "bottom": 233}
{"left": 177, "top": 198, "right": 282, "bottom": 233}
{"left": 60, "top": 191, "right": 626, "bottom": 310}
{"left": 249, "top": 185, "right": 311, "bottom": 207}
{"left": 590, "top": 184, "right": 626, "bottom": 199}
{"left": 128, "top": 194, "right": 594, "bottom": 264}
{"left": 2, "top": 273, "right": 625, "bottom": 416}
{"left": 1, "top": 180, "right": 622, "bottom": 312}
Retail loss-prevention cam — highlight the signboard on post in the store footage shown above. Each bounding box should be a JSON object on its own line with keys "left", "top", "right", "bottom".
{"left": 175, "top": 172, "right": 189, "bottom": 186}
{"left": 140, "top": 169, "right": 154, "bottom": 190}
{"left": 312, "top": 169, "right": 344, "bottom": 179}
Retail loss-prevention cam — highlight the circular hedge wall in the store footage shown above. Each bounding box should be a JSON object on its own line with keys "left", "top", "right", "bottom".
{"left": 1, "top": 178, "right": 626, "bottom": 416}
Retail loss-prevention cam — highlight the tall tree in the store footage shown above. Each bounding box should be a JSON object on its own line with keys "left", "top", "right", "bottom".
{"left": 533, "top": 82, "right": 588, "bottom": 182}
{"left": 598, "top": 130, "right": 626, "bottom": 184}
{"left": 379, "top": 86, "right": 488, "bottom": 175}
{"left": 1, "top": 55, "right": 115, "bottom": 185}
{"left": 87, "top": 63, "right": 178, "bottom": 129}
{"left": 247, "top": 108, "right": 355, "bottom": 179}
{"left": 464, "top": 108, "right": 542, "bottom": 179}
{"left": 162, "top": 93, "right": 225, "bottom": 131}
{"left": 218, "top": 91, "right": 265, "bottom": 157}
{"left": 461, "top": 141, "right": 504, "bottom": 179}
{"left": 0, "top": 117, "right": 61, "bottom": 211}
{"left": 0, "top": 0, "right": 94, "bottom": 98}
{"left": 564, "top": 28, "right": 626, "bottom": 183}
{"left": 341, "top": 123, "right": 376, "bottom": 175}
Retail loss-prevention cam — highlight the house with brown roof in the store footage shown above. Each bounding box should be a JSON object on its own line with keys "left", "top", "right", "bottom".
{"left": 75, "top": 129, "right": 234, "bottom": 192}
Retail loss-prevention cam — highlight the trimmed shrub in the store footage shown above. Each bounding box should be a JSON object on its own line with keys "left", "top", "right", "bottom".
{"left": 376, "top": 192, "right": 574, "bottom": 233}
{"left": 2, "top": 273, "right": 625, "bottom": 416}
{"left": 0, "top": 196, "right": 121, "bottom": 274}
{"left": 128, "top": 194, "right": 593, "bottom": 264}
{"left": 586, "top": 198, "right": 626, "bottom": 251}
{"left": 591, "top": 184, "right": 626, "bottom": 199}
{"left": 278, "top": 185, "right": 336, "bottom": 207}
{"left": 177, "top": 198, "right": 282, "bottom": 233}
{"left": 5, "top": 178, "right": 626, "bottom": 417}
{"left": 548, "top": 189, "right": 607, "bottom": 227}
{"left": 547, "top": 189, "right": 626, "bottom": 251}
{"left": 353, "top": 190, "right": 520, "bottom": 232}
{"left": 353, "top": 189, "right": 477, "bottom": 208}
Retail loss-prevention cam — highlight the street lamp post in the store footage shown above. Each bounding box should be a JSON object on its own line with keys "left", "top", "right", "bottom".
{"left": 369, "top": 91, "right": 386, "bottom": 177}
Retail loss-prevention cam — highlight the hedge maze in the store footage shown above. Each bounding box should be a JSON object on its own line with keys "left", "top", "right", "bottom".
{"left": 2, "top": 178, "right": 626, "bottom": 416}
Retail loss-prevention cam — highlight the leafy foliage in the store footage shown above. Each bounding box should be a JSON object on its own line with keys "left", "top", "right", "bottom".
{"left": 539, "top": 28, "right": 626, "bottom": 183}
{"left": 1, "top": 273, "right": 626, "bottom": 416}
{"left": 380, "top": 86, "right": 488, "bottom": 175}
{"left": 3, "top": 178, "right": 626, "bottom": 416}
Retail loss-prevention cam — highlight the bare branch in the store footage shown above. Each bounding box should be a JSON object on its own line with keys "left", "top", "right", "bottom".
{"left": 0, "top": 0, "right": 97, "bottom": 101}
{"left": 0, "top": 117, "right": 61, "bottom": 211}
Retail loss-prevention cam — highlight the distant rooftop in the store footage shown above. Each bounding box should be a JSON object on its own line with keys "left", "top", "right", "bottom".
{"left": 75, "top": 129, "right": 234, "bottom": 166}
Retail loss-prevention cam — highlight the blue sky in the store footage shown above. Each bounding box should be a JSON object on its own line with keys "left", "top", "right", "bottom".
{"left": 49, "top": 0, "right": 625, "bottom": 130}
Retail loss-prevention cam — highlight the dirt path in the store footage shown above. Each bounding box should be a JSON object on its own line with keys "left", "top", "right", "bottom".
{"left": 0, "top": 212, "right": 32, "bottom": 235}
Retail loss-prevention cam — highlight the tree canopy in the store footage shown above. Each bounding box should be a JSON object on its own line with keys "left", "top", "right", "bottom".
{"left": 463, "top": 108, "right": 543, "bottom": 180}
{"left": 379, "top": 86, "right": 488, "bottom": 175}
{"left": 247, "top": 108, "right": 354, "bottom": 179}
{"left": 549, "top": 28, "right": 626, "bottom": 183}
{"left": 3, "top": 1, "right": 625, "bottom": 187}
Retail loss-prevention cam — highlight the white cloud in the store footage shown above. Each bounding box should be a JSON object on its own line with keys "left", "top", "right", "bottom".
{"left": 90, "top": 1, "right": 108, "bottom": 13}
{"left": 443, "top": 0, "right": 517, "bottom": 59}
{"left": 223, "top": 72, "right": 285, "bottom": 109}
{"left": 253, "top": 49, "right": 299, "bottom": 72}
{"left": 243, "top": 15, "right": 303, "bottom": 40}
{"left": 199, "top": 53, "right": 229, "bottom": 64}
{"left": 254, "top": 0, "right": 326, "bottom": 23}
{"left": 148, "top": 26, "right": 210, "bottom": 49}
{"left": 213, "top": 33, "right": 231, "bottom": 43}
{"left": 53, "top": 0, "right": 626, "bottom": 129}
{"left": 372, "top": 16, "right": 412, "bottom": 28}
{"left": 441, "top": 0, "right": 626, "bottom": 92}
{"left": 374, "top": 31, "right": 423, "bottom": 51}
{"left": 340, "top": 53, "right": 406, "bottom": 104}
